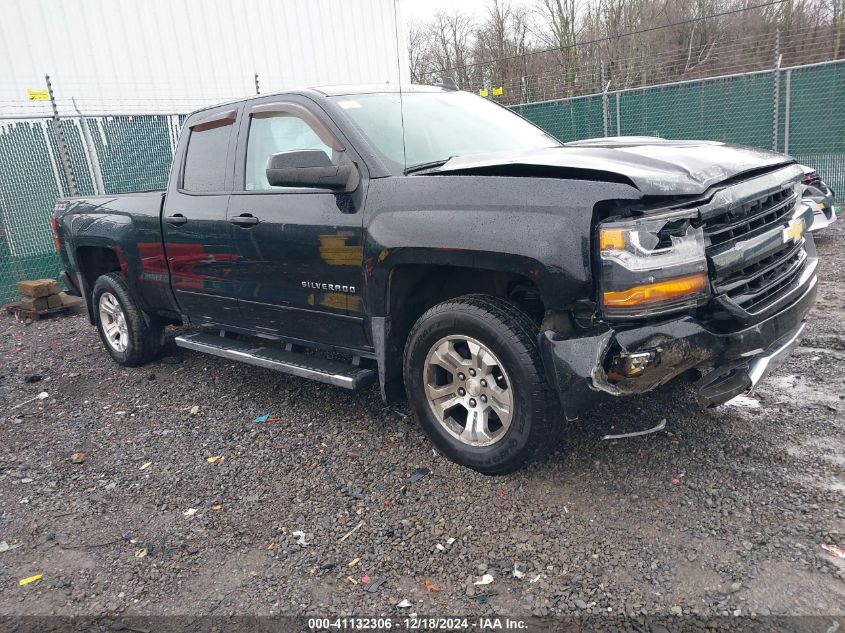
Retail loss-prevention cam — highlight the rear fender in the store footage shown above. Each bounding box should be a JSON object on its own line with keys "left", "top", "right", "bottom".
{"left": 62, "top": 196, "right": 179, "bottom": 319}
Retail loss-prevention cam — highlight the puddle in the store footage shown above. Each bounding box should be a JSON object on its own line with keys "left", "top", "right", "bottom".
{"left": 744, "top": 562, "right": 845, "bottom": 614}
{"left": 724, "top": 394, "right": 760, "bottom": 409}
{"left": 759, "top": 374, "right": 842, "bottom": 407}
{"left": 786, "top": 435, "right": 845, "bottom": 493}
{"left": 787, "top": 436, "right": 845, "bottom": 467}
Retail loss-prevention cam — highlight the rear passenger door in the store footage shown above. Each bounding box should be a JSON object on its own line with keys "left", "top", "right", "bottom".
{"left": 226, "top": 96, "right": 369, "bottom": 349}
{"left": 163, "top": 105, "right": 241, "bottom": 326}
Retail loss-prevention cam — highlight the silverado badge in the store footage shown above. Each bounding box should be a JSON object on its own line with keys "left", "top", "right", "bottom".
{"left": 302, "top": 281, "right": 356, "bottom": 293}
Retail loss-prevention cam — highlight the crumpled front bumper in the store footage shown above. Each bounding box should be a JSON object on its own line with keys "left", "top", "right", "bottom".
{"left": 806, "top": 197, "right": 838, "bottom": 232}
{"left": 540, "top": 271, "right": 818, "bottom": 419}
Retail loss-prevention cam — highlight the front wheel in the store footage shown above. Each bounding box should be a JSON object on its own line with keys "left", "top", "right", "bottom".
{"left": 92, "top": 272, "right": 164, "bottom": 367}
{"left": 403, "top": 295, "right": 561, "bottom": 474}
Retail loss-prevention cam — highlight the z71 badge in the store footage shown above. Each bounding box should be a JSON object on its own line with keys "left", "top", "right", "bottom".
{"left": 302, "top": 281, "right": 356, "bottom": 293}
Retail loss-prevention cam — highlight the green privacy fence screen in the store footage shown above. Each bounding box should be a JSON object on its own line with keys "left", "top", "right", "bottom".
{"left": 0, "top": 60, "right": 843, "bottom": 305}
{"left": 513, "top": 59, "right": 845, "bottom": 198}
{"left": 0, "top": 115, "right": 183, "bottom": 304}
{"left": 778, "top": 61, "right": 845, "bottom": 193}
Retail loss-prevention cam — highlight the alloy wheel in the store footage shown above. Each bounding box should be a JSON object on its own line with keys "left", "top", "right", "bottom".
{"left": 422, "top": 335, "right": 514, "bottom": 447}
{"left": 98, "top": 291, "right": 129, "bottom": 353}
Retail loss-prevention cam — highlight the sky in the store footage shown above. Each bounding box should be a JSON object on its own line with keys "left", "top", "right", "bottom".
{"left": 403, "top": 0, "right": 531, "bottom": 26}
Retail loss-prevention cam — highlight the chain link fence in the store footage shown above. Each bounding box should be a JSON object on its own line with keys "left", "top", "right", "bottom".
{"left": 1, "top": 55, "right": 843, "bottom": 304}
{"left": 510, "top": 58, "right": 845, "bottom": 196}
{"left": 0, "top": 113, "right": 184, "bottom": 303}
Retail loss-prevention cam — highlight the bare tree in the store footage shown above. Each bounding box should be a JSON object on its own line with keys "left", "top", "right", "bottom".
{"left": 425, "top": 10, "right": 477, "bottom": 87}
{"left": 532, "top": 0, "right": 580, "bottom": 95}
{"left": 408, "top": 19, "right": 431, "bottom": 83}
{"left": 408, "top": 0, "right": 842, "bottom": 100}
{"left": 475, "top": 0, "right": 533, "bottom": 97}
{"left": 835, "top": 0, "right": 845, "bottom": 57}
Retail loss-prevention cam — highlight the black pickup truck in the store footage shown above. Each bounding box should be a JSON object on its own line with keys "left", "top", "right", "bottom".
{"left": 52, "top": 84, "right": 818, "bottom": 474}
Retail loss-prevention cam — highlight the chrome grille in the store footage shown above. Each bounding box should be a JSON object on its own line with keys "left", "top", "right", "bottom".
{"left": 705, "top": 184, "right": 808, "bottom": 318}
{"left": 715, "top": 243, "right": 806, "bottom": 313}
{"left": 705, "top": 187, "right": 796, "bottom": 247}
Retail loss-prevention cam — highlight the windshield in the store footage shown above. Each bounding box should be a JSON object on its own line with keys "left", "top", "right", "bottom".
{"left": 331, "top": 91, "right": 559, "bottom": 172}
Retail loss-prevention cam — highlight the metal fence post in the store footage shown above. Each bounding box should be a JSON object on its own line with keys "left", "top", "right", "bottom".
{"left": 616, "top": 92, "right": 621, "bottom": 136}
{"left": 601, "top": 62, "right": 609, "bottom": 137}
{"left": 40, "top": 122, "right": 65, "bottom": 197}
{"left": 783, "top": 69, "right": 792, "bottom": 155}
{"left": 46, "top": 74, "right": 79, "bottom": 197}
{"left": 771, "top": 31, "right": 781, "bottom": 151}
{"left": 72, "top": 97, "right": 104, "bottom": 195}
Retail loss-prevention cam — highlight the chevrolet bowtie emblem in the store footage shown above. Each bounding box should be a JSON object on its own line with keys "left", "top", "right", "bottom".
{"left": 782, "top": 218, "right": 804, "bottom": 244}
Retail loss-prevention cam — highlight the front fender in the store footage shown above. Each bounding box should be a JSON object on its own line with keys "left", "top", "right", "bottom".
{"left": 361, "top": 175, "right": 642, "bottom": 316}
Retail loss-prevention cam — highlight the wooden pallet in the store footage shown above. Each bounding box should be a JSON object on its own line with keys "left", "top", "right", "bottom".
{"left": 4, "top": 296, "right": 83, "bottom": 321}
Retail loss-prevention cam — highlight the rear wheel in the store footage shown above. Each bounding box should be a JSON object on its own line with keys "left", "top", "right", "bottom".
{"left": 403, "top": 295, "right": 561, "bottom": 474}
{"left": 92, "top": 272, "right": 164, "bottom": 367}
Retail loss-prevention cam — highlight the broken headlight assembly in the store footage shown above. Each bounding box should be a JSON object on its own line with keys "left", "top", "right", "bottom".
{"left": 598, "top": 209, "right": 709, "bottom": 319}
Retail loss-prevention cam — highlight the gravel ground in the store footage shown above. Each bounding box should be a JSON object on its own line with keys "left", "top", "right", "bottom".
{"left": 1, "top": 225, "right": 843, "bottom": 621}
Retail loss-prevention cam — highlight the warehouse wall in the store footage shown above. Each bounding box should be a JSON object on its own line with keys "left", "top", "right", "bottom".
{"left": 0, "top": 0, "right": 411, "bottom": 116}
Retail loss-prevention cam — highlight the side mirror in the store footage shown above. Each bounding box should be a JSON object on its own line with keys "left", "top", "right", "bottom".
{"left": 265, "top": 150, "right": 358, "bottom": 191}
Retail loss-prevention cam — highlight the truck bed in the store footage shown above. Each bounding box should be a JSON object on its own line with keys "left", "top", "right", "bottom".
{"left": 57, "top": 190, "right": 165, "bottom": 202}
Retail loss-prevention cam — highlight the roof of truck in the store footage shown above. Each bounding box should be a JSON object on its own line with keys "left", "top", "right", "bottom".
{"left": 186, "top": 84, "right": 454, "bottom": 117}
{"left": 312, "top": 84, "right": 451, "bottom": 96}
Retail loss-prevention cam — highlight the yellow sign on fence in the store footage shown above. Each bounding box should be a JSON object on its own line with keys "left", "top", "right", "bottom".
{"left": 492, "top": 86, "right": 504, "bottom": 96}
{"left": 478, "top": 88, "right": 489, "bottom": 97}
{"left": 27, "top": 88, "right": 49, "bottom": 101}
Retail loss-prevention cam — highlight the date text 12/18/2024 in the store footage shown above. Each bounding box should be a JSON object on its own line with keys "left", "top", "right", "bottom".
{"left": 308, "top": 617, "right": 528, "bottom": 630}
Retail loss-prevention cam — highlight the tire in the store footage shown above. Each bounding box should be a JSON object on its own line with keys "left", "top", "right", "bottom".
{"left": 403, "top": 294, "right": 561, "bottom": 475}
{"left": 92, "top": 272, "right": 164, "bottom": 367}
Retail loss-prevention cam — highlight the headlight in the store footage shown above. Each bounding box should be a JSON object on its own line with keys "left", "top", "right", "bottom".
{"left": 598, "top": 209, "right": 709, "bottom": 319}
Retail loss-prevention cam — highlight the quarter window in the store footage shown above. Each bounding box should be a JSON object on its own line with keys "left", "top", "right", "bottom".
{"left": 182, "top": 119, "right": 233, "bottom": 192}
{"left": 245, "top": 112, "right": 333, "bottom": 190}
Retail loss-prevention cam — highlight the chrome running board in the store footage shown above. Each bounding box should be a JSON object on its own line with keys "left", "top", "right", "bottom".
{"left": 174, "top": 332, "right": 376, "bottom": 390}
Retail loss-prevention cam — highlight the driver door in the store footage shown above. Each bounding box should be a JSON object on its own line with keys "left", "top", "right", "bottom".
{"left": 227, "top": 97, "right": 369, "bottom": 349}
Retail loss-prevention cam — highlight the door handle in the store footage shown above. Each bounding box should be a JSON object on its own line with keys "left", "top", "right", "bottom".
{"left": 229, "top": 214, "right": 260, "bottom": 227}
{"left": 165, "top": 214, "right": 187, "bottom": 226}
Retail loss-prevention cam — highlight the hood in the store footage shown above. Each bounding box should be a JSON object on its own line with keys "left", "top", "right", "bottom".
{"left": 432, "top": 138, "right": 794, "bottom": 196}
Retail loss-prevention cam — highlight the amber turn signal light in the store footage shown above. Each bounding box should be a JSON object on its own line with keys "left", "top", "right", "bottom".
{"left": 599, "top": 228, "right": 627, "bottom": 251}
{"left": 602, "top": 273, "right": 708, "bottom": 307}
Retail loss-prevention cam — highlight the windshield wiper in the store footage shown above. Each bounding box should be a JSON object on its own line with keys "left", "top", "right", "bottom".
{"left": 403, "top": 157, "right": 454, "bottom": 175}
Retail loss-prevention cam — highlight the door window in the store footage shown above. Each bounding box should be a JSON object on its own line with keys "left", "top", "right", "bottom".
{"left": 245, "top": 112, "right": 333, "bottom": 191}
{"left": 182, "top": 118, "right": 234, "bottom": 192}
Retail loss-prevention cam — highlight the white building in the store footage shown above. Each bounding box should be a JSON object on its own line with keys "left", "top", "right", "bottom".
{"left": 0, "top": 0, "right": 410, "bottom": 117}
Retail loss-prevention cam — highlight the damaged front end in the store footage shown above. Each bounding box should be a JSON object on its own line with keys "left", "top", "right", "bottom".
{"left": 540, "top": 163, "right": 819, "bottom": 419}
{"left": 540, "top": 275, "right": 815, "bottom": 418}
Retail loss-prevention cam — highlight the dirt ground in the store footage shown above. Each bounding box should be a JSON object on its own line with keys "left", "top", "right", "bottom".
{"left": 1, "top": 223, "right": 843, "bottom": 623}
